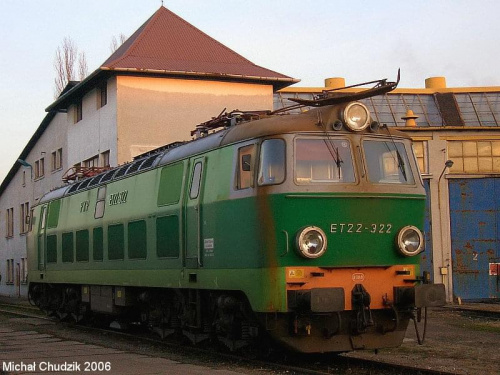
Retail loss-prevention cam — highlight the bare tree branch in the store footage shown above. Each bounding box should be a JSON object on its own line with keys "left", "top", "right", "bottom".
{"left": 110, "top": 36, "right": 118, "bottom": 53}
{"left": 78, "top": 51, "right": 88, "bottom": 81}
{"left": 53, "top": 37, "right": 88, "bottom": 98}
{"left": 110, "top": 33, "right": 128, "bottom": 53}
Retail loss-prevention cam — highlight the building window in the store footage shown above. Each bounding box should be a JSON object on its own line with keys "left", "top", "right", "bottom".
{"left": 101, "top": 150, "right": 110, "bottom": 168}
{"left": 448, "top": 140, "right": 500, "bottom": 173}
{"left": 98, "top": 82, "right": 107, "bottom": 108}
{"left": 51, "top": 148, "right": 63, "bottom": 171}
{"left": 6, "top": 259, "right": 14, "bottom": 284}
{"left": 74, "top": 100, "right": 83, "bottom": 123}
{"left": 83, "top": 155, "right": 99, "bottom": 168}
{"left": 20, "top": 258, "right": 27, "bottom": 284}
{"left": 412, "top": 141, "right": 429, "bottom": 175}
{"left": 20, "top": 202, "right": 29, "bottom": 234}
{"left": 6, "top": 208, "right": 14, "bottom": 238}
{"left": 455, "top": 93, "right": 500, "bottom": 127}
{"left": 22, "top": 171, "right": 26, "bottom": 187}
{"left": 35, "top": 158, "right": 45, "bottom": 179}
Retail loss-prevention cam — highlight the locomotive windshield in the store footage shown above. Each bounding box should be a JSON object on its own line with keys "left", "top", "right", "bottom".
{"left": 258, "top": 139, "right": 286, "bottom": 185}
{"left": 295, "top": 139, "right": 355, "bottom": 184}
{"left": 363, "top": 140, "right": 415, "bottom": 184}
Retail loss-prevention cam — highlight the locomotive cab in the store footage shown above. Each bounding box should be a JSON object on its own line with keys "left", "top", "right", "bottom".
{"left": 244, "top": 100, "right": 446, "bottom": 352}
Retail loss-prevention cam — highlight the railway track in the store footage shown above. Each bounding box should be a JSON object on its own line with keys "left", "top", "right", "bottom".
{"left": 0, "top": 302, "right": 456, "bottom": 375}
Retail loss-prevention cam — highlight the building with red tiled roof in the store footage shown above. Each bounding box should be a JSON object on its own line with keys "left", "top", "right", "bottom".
{"left": 44, "top": 6, "right": 297, "bottom": 169}
{"left": 0, "top": 6, "right": 296, "bottom": 297}
{"left": 48, "top": 7, "right": 297, "bottom": 114}
{"left": 102, "top": 7, "right": 295, "bottom": 86}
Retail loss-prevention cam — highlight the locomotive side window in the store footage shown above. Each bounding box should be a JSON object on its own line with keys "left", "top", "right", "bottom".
{"left": 128, "top": 220, "right": 147, "bottom": 259}
{"left": 76, "top": 230, "right": 89, "bottom": 262}
{"left": 46, "top": 234, "right": 57, "bottom": 263}
{"left": 156, "top": 215, "right": 179, "bottom": 258}
{"left": 62, "top": 232, "right": 74, "bottom": 263}
{"left": 237, "top": 145, "right": 255, "bottom": 189}
{"left": 295, "top": 139, "right": 355, "bottom": 184}
{"left": 190, "top": 162, "right": 203, "bottom": 199}
{"left": 108, "top": 224, "right": 124, "bottom": 260}
{"left": 39, "top": 206, "right": 47, "bottom": 231}
{"left": 47, "top": 200, "right": 61, "bottom": 229}
{"left": 93, "top": 227, "right": 104, "bottom": 261}
{"left": 258, "top": 139, "right": 285, "bottom": 185}
{"left": 158, "top": 162, "right": 184, "bottom": 206}
{"left": 363, "top": 140, "right": 415, "bottom": 184}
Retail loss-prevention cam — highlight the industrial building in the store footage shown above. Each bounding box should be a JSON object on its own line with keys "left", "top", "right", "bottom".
{"left": 1, "top": 6, "right": 499, "bottom": 302}
{"left": 277, "top": 78, "right": 500, "bottom": 301}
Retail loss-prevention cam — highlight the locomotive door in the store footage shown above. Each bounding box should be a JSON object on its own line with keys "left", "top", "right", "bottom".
{"left": 185, "top": 157, "right": 205, "bottom": 268}
{"left": 38, "top": 205, "right": 48, "bottom": 271}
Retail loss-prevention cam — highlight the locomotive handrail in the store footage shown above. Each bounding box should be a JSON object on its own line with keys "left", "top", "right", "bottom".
{"left": 280, "top": 230, "right": 289, "bottom": 257}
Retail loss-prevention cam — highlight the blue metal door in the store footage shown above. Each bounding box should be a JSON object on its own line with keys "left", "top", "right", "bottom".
{"left": 449, "top": 178, "right": 500, "bottom": 300}
{"left": 420, "top": 179, "right": 434, "bottom": 281}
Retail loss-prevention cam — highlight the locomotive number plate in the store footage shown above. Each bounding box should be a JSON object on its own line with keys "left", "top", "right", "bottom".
{"left": 330, "top": 223, "right": 392, "bottom": 234}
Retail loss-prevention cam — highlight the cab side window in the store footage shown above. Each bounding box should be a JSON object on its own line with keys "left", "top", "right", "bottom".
{"left": 237, "top": 145, "right": 255, "bottom": 189}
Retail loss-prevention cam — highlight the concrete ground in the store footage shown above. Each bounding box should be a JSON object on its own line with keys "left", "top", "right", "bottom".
{"left": 0, "top": 322, "right": 247, "bottom": 375}
{"left": 1, "top": 296, "right": 499, "bottom": 374}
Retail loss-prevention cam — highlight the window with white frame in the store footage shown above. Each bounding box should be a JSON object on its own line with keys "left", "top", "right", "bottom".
{"left": 412, "top": 141, "right": 429, "bottom": 175}
{"left": 448, "top": 140, "right": 500, "bottom": 173}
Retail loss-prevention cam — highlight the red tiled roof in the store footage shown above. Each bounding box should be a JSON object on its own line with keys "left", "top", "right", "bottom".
{"left": 102, "top": 7, "right": 297, "bottom": 86}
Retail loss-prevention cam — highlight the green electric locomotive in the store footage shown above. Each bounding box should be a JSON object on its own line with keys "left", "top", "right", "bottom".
{"left": 27, "top": 74, "right": 445, "bottom": 352}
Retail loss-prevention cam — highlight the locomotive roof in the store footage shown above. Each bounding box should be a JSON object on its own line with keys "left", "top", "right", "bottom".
{"left": 39, "top": 105, "right": 409, "bottom": 204}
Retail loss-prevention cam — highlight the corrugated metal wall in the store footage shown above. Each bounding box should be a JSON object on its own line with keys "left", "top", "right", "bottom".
{"left": 449, "top": 178, "right": 500, "bottom": 300}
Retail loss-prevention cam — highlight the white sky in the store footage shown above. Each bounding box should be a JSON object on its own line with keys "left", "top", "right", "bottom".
{"left": 1, "top": 0, "right": 499, "bottom": 182}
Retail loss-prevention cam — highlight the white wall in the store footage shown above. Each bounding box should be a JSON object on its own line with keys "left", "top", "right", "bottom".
{"left": 0, "top": 112, "right": 67, "bottom": 297}
{"left": 67, "top": 77, "right": 118, "bottom": 168}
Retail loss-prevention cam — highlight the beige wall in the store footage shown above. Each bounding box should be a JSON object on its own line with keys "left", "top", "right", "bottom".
{"left": 116, "top": 76, "right": 273, "bottom": 163}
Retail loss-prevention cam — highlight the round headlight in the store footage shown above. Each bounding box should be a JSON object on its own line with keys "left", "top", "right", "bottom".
{"left": 396, "top": 225, "right": 424, "bottom": 256}
{"left": 295, "top": 226, "right": 327, "bottom": 259}
{"left": 343, "top": 102, "right": 371, "bottom": 132}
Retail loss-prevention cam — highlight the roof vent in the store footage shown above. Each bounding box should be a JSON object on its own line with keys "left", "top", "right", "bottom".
{"left": 425, "top": 77, "right": 447, "bottom": 89}
{"left": 402, "top": 109, "right": 419, "bottom": 127}
{"left": 324, "top": 77, "right": 346, "bottom": 89}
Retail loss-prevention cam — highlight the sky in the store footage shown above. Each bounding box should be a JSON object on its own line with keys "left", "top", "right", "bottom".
{"left": 1, "top": 0, "right": 499, "bottom": 183}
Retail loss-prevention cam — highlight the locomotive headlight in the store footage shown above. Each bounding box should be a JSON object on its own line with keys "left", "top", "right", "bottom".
{"left": 396, "top": 226, "right": 424, "bottom": 256}
{"left": 295, "top": 226, "right": 327, "bottom": 259}
{"left": 343, "top": 102, "right": 371, "bottom": 132}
